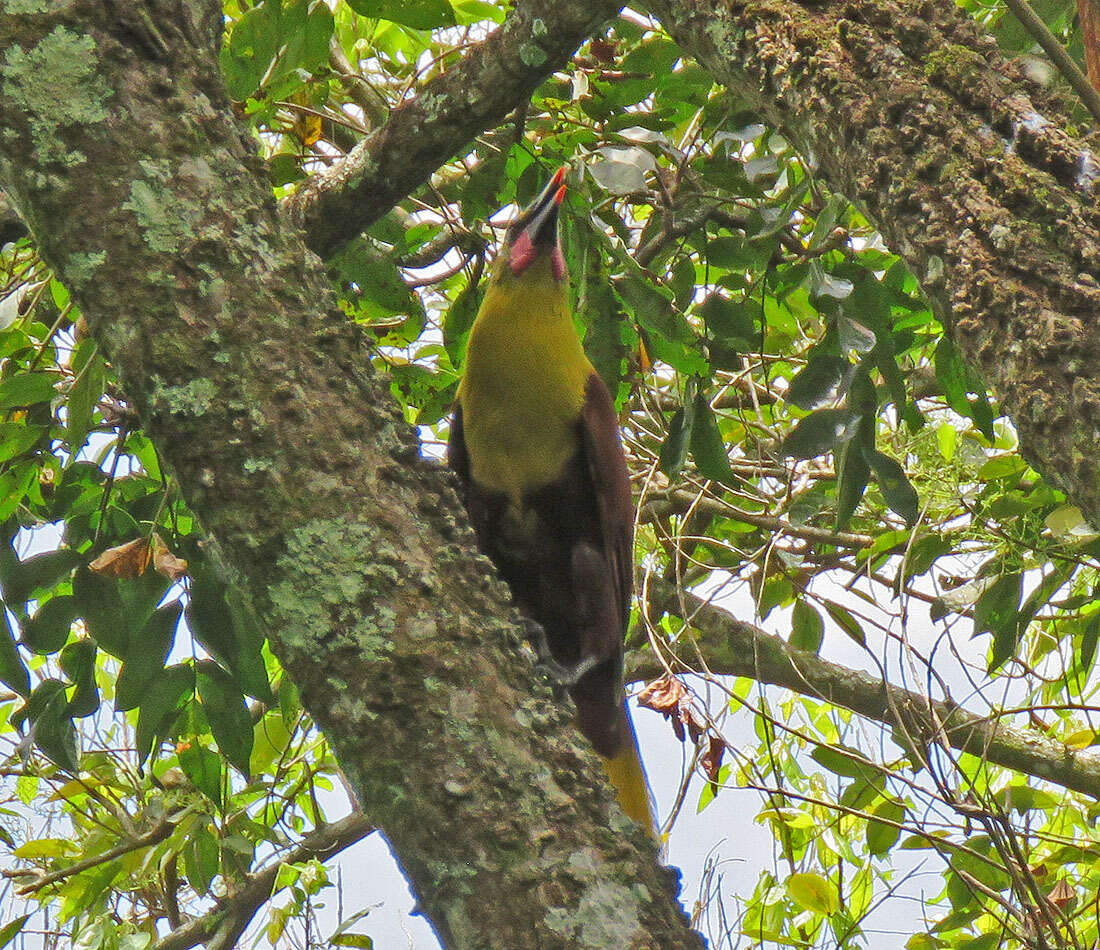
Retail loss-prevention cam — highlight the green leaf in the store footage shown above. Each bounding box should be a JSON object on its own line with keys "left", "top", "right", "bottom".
{"left": 0, "top": 423, "right": 46, "bottom": 464}
{"left": 179, "top": 742, "right": 224, "bottom": 808}
{"left": 135, "top": 664, "right": 194, "bottom": 767}
{"left": 811, "top": 743, "right": 877, "bottom": 780}
{"left": 32, "top": 684, "right": 79, "bottom": 771}
{"left": 250, "top": 711, "right": 293, "bottom": 776}
{"left": 836, "top": 416, "right": 873, "bottom": 530}
{"left": 0, "top": 372, "right": 55, "bottom": 411}
{"left": 0, "top": 607, "right": 29, "bottom": 696}
{"left": 786, "top": 872, "right": 839, "bottom": 915}
{"left": 863, "top": 448, "right": 918, "bottom": 524}
{"left": 689, "top": 392, "right": 731, "bottom": 481}
{"left": 283, "top": 0, "right": 334, "bottom": 72}
{"left": 866, "top": 798, "right": 905, "bottom": 856}
{"left": 66, "top": 341, "right": 105, "bottom": 451}
{"left": 74, "top": 565, "right": 168, "bottom": 658}
{"left": 1081, "top": 609, "right": 1100, "bottom": 672}
{"left": 331, "top": 936, "right": 374, "bottom": 948}
{"left": 934, "top": 337, "right": 994, "bottom": 438}
{"left": 0, "top": 914, "right": 30, "bottom": 949}
{"left": 659, "top": 400, "right": 695, "bottom": 478}
{"left": 60, "top": 639, "right": 98, "bottom": 717}
{"left": 187, "top": 577, "right": 272, "bottom": 702}
{"left": 823, "top": 599, "right": 865, "bottom": 646}
{"left": 197, "top": 661, "right": 254, "bottom": 777}
{"left": 21, "top": 594, "right": 78, "bottom": 654}
{"left": 956, "top": 936, "right": 999, "bottom": 950}
{"left": 346, "top": 0, "right": 456, "bottom": 29}
{"left": 442, "top": 281, "right": 481, "bottom": 369}
{"left": 184, "top": 823, "right": 220, "bottom": 896}
{"left": 790, "top": 599, "right": 824, "bottom": 653}
{"left": 221, "top": 6, "right": 279, "bottom": 100}
{"left": 1017, "top": 563, "right": 1073, "bottom": 631}
{"left": 1, "top": 549, "right": 79, "bottom": 608}
{"left": 786, "top": 355, "right": 848, "bottom": 411}
{"left": 699, "top": 293, "right": 756, "bottom": 344}
{"left": 116, "top": 602, "right": 182, "bottom": 712}
{"left": 0, "top": 462, "right": 36, "bottom": 522}
{"left": 779, "top": 408, "right": 861, "bottom": 460}
{"left": 896, "top": 534, "right": 951, "bottom": 592}
{"left": 974, "top": 572, "right": 1022, "bottom": 671}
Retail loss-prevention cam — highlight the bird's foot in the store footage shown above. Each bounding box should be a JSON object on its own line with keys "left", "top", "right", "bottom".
{"left": 521, "top": 619, "right": 600, "bottom": 688}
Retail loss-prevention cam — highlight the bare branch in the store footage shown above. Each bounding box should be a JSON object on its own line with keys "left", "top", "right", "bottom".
{"left": 5, "top": 818, "right": 173, "bottom": 896}
{"left": 284, "top": 0, "right": 623, "bottom": 257}
{"left": 153, "top": 813, "right": 374, "bottom": 950}
{"left": 632, "top": 579, "right": 1100, "bottom": 801}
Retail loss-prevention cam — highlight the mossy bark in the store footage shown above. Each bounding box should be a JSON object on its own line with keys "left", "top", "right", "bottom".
{"left": 0, "top": 4, "right": 699, "bottom": 947}
{"left": 649, "top": 0, "right": 1100, "bottom": 524}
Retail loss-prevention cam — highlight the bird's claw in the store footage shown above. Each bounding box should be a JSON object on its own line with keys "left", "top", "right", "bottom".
{"left": 521, "top": 619, "right": 600, "bottom": 688}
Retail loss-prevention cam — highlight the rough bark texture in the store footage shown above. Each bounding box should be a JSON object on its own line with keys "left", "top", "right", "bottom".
{"left": 634, "top": 580, "right": 1100, "bottom": 801}
{"left": 648, "top": 0, "right": 1100, "bottom": 525}
{"left": 284, "top": 0, "right": 623, "bottom": 257}
{"left": 0, "top": 3, "right": 701, "bottom": 947}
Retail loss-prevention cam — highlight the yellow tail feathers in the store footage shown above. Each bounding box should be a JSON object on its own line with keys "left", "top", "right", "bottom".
{"left": 601, "top": 704, "right": 658, "bottom": 840}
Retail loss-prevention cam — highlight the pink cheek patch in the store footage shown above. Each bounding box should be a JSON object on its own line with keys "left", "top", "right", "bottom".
{"left": 551, "top": 246, "right": 566, "bottom": 281}
{"left": 509, "top": 231, "right": 536, "bottom": 275}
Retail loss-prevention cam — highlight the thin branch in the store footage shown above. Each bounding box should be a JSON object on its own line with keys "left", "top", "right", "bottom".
{"left": 5, "top": 818, "right": 173, "bottom": 895}
{"left": 284, "top": 0, "right": 624, "bottom": 257}
{"left": 1003, "top": 0, "right": 1100, "bottom": 123}
{"left": 153, "top": 812, "right": 374, "bottom": 950}
{"left": 629, "top": 578, "right": 1100, "bottom": 802}
{"left": 639, "top": 488, "right": 875, "bottom": 548}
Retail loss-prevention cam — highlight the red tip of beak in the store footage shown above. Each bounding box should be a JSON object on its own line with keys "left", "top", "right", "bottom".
{"left": 553, "top": 184, "right": 566, "bottom": 206}
{"left": 551, "top": 166, "right": 567, "bottom": 187}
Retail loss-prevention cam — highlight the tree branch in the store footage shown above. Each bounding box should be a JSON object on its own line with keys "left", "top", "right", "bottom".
{"left": 5, "top": 817, "right": 173, "bottom": 896}
{"left": 639, "top": 488, "right": 874, "bottom": 548}
{"left": 153, "top": 812, "right": 374, "bottom": 950}
{"left": 284, "top": 0, "right": 624, "bottom": 258}
{"left": 1003, "top": 0, "right": 1100, "bottom": 123}
{"left": 631, "top": 579, "right": 1100, "bottom": 801}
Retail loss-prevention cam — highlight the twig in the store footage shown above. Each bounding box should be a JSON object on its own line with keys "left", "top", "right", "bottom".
{"left": 630, "top": 578, "right": 1100, "bottom": 802}
{"left": 152, "top": 811, "right": 373, "bottom": 950}
{"left": 5, "top": 818, "right": 173, "bottom": 895}
{"left": 1003, "top": 0, "right": 1100, "bottom": 123}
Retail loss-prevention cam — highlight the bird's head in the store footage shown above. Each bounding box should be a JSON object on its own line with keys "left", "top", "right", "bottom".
{"left": 503, "top": 166, "right": 568, "bottom": 283}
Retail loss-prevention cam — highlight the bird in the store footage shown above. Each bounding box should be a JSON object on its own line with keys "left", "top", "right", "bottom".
{"left": 447, "top": 167, "right": 656, "bottom": 835}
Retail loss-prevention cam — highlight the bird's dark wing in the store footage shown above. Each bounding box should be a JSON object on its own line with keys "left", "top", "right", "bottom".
{"left": 578, "top": 372, "right": 634, "bottom": 639}
{"left": 447, "top": 401, "right": 470, "bottom": 489}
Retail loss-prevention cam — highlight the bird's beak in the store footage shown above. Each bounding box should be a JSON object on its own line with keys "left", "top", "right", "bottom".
{"left": 510, "top": 167, "right": 567, "bottom": 276}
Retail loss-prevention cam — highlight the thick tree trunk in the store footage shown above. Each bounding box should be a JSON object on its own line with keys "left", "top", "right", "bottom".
{"left": 649, "top": 0, "right": 1100, "bottom": 524}
{"left": 0, "top": 3, "right": 699, "bottom": 947}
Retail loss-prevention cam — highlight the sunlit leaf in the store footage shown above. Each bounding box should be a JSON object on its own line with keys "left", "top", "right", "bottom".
{"left": 347, "top": 0, "right": 456, "bottom": 29}
{"left": 786, "top": 872, "right": 839, "bottom": 915}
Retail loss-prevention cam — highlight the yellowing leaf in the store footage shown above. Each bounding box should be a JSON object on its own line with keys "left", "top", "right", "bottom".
{"left": 786, "top": 872, "right": 839, "bottom": 916}
{"left": 1045, "top": 505, "right": 1099, "bottom": 542}
{"left": 13, "top": 837, "right": 76, "bottom": 859}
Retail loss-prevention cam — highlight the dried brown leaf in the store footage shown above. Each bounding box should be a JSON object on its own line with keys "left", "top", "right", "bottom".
{"left": 152, "top": 534, "right": 188, "bottom": 581}
{"left": 89, "top": 537, "right": 151, "bottom": 579}
{"left": 701, "top": 735, "right": 726, "bottom": 796}
{"left": 1049, "top": 878, "right": 1075, "bottom": 911}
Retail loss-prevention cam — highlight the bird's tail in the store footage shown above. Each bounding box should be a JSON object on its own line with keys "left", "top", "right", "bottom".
{"left": 601, "top": 702, "right": 658, "bottom": 840}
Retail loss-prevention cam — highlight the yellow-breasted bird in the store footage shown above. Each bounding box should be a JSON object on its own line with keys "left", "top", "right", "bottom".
{"left": 448, "top": 168, "right": 656, "bottom": 834}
